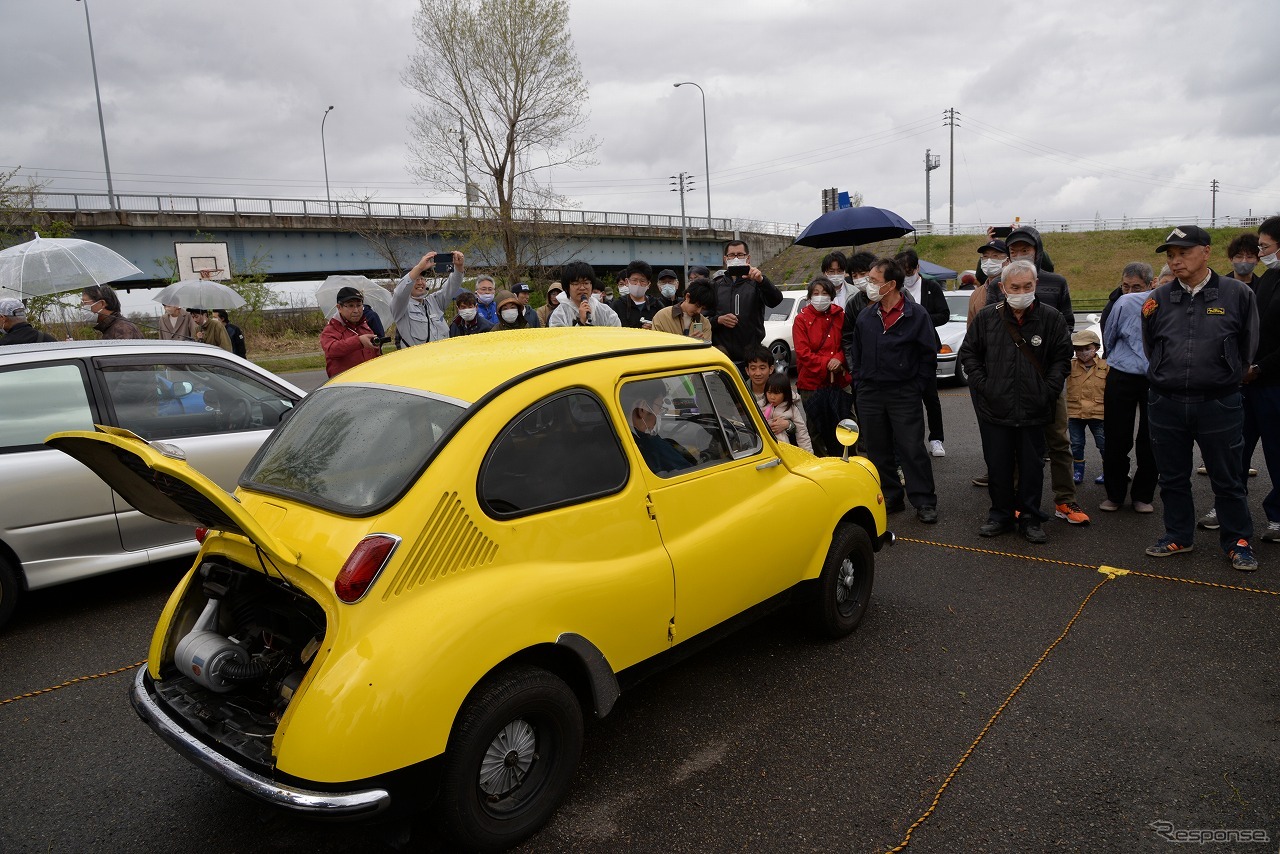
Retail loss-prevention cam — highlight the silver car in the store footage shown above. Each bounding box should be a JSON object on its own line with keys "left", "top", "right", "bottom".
{"left": 0, "top": 340, "right": 303, "bottom": 629}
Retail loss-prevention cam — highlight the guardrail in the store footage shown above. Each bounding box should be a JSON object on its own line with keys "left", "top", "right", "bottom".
{"left": 35, "top": 192, "right": 803, "bottom": 238}
{"left": 914, "top": 214, "right": 1264, "bottom": 235}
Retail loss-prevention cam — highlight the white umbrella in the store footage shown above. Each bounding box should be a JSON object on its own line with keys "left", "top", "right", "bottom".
{"left": 317, "top": 275, "right": 393, "bottom": 321}
{"left": 0, "top": 232, "right": 144, "bottom": 299}
{"left": 152, "top": 279, "right": 247, "bottom": 310}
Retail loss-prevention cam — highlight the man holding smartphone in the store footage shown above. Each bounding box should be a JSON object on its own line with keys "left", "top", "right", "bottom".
{"left": 710, "top": 240, "right": 783, "bottom": 370}
{"left": 390, "top": 250, "right": 466, "bottom": 347}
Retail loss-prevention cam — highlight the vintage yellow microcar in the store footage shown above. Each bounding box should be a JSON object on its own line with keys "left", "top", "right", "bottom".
{"left": 49, "top": 328, "right": 891, "bottom": 851}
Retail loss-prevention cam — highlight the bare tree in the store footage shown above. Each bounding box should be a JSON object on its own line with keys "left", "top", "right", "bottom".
{"left": 402, "top": 0, "right": 597, "bottom": 284}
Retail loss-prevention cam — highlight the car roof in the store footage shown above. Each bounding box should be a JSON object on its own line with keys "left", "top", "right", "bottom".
{"left": 0, "top": 338, "right": 240, "bottom": 363}
{"left": 331, "top": 327, "right": 711, "bottom": 404}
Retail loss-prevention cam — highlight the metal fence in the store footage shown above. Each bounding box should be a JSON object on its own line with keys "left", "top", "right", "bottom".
{"left": 913, "top": 214, "right": 1264, "bottom": 236}
{"left": 36, "top": 192, "right": 804, "bottom": 237}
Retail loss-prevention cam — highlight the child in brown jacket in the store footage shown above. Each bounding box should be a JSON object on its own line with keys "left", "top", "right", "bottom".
{"left": 1067, "top": 329, "right": 1108, "bottom": 484}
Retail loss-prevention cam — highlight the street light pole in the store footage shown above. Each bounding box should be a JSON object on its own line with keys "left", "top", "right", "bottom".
{"left": 77, "top": 0, "right": 116, "bottom": 211}
{"left": 674, "top": 82, "right": 712, "bottom": 230}
{"left": 321, "top": 105, "right": 334, "bottom": 215}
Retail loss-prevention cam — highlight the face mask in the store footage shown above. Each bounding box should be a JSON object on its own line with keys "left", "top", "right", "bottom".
{"left": 826, "top": 273, "right": 846, "bottom": 284}
{"left": 660, "top": 284, "right": 677, "bottom": 299}
{"left": 500, "top": 308, "right": 519, "bottom": 323}
{"left": 980, "top": 258, "right": 1005, "bottom": 276}
{"left": 904, "top": 273, "right": 921, "bottom": 287}
{"left": 850, "top": 276, "right": 869, "bottom": 292}
{"left": 865, "top": 283, "right": 883, "bottom": 302}
{"left": 1260, "top": 252, "right": 1280, "bottom": 270}
{"left": 629, "top": 284, "right": 649, "bottom": 299}
{"left": 1005, "top": 292, "right": 1035, "bottom": 310}
{"left": 1232, "top": 260, "right": 1256, "bottom": 276}
{"left": 77, "top": 304, "right": 102, "bottom": 323}
{"left": 726, "top": 257, "right": 749, "bottom": 270}
{"left": 810, "top": 295, "right": 832, "bottom": 312}
{"left": 458, "top": 307, "right": 478, "bottom": 321}
{"left": 476, "top": 292, "right": 495, "bottom": 304}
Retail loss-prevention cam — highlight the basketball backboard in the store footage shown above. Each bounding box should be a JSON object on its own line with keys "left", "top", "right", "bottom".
{"left": 174, "top": 242, "right": 231, "bottom": 281}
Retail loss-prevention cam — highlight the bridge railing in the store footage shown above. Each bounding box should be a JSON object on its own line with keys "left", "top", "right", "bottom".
{"left": 35, "top": 192, "right": 803, "bottom": 237}
{"left": 912, "top": 214, "right": 1261, "bottom": 235}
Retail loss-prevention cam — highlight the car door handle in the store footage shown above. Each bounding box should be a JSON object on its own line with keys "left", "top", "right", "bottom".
{"left": 756, "top": 457, "right": 782, "bottom": 470}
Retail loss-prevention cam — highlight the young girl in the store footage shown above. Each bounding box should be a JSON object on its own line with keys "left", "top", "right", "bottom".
{"left": 762, "top": 372, "right": 813, "bottom": 453}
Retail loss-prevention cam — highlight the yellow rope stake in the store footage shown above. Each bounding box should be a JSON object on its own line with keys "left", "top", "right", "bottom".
{"left": 0, "top": 659, "right": 146, "bottom": 707}
{"left": 884, "top": 577, "right": 1112, "bottom": 853}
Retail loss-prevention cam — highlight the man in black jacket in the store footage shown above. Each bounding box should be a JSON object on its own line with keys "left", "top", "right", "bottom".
{"left": 984, "top": 225, "right": 1087, "bottom": 525}
{"left": 1243, "top": 217, "right": 1280, "bottom": 546}
{"left": 0, "top": 298, "right": 55, "bottom": 345}
{"left": 895, "top": 249, "right": 949, "bottom": 457}
{"left": 710, "top": 240, "right": 783, "bottom": 369}
{"left": 1143, "top": 225, "right": 1259, "bottom": 570}
{"left": 960, "top": 260, "right": 1072, "bottom": 543}
{"left": 611, "top": 260, "right": 666, "bottom": 328}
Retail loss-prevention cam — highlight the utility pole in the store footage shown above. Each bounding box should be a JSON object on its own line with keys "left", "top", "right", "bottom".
{"left": 459, "top": 114, "right": 471, "bottom": 215}
{"left": 78, "top": 0, "right": 116, "bottom": 211}
{"left": 671, "top": 172, "right": 694, "bottom": 284}
{"left": 1210, "top": 178, "right": 1219, "bottom": 227}
{"left": 924, "top": 149, "right": 941, "bottom": 226}
{"left": 944, "top": 108, "right": 959, "bottom": 231}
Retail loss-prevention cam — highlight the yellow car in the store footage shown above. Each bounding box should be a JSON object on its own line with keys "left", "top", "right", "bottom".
{"left": 49, "top": 328, "right": 891, "bottom": 851}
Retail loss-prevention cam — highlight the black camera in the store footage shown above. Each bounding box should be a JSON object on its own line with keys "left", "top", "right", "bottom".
{"left": 371, "top": 336, "right": 392, "bottom": 346}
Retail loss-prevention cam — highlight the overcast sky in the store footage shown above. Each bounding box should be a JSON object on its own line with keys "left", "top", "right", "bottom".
{"left": 4, "top": 0, "right": 1278, "bottom": 233}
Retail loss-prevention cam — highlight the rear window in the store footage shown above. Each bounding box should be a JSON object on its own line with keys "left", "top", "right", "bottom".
{"left": 241, "top": 385, "right": 465, "bottom": 514}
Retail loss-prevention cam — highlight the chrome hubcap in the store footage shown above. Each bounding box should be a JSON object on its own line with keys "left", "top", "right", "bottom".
{"left": 836, "top": 557, "right": 856, "bottom": 605}
{"left": 478, "top": 718, "right": 537, "bottom": 798}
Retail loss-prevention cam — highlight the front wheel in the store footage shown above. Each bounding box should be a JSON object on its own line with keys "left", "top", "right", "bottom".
{"left": 439, "top": 666, "right": 584, "bottom": 852}
{"left": 810, "top": 522, "right": 874, "bottom": 639}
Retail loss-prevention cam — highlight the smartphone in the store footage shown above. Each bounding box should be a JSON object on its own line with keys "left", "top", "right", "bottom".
{"left": 991, "top": 226, "right": 1013, "bottom": 238}
{"left": 433, "top": 252, "right": 453, "bottom": 273}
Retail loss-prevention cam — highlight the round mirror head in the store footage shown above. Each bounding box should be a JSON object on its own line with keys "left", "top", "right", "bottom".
{"left": 834, "top": 418, "right": 860, "bottom": 447}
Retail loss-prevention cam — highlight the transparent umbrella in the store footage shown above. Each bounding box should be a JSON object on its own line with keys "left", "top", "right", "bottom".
{"left": 152, "top": 279, "right": 247, "bottom": 310}
{"left": 316, "top": 276, "right": 393, "bottom": 321}
{"left": 0, "top": 232, "right": 143, "bottom": 299}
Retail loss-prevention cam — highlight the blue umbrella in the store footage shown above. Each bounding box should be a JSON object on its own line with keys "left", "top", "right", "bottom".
{"left": 794, "top": 206, "right": 915, "bottom": 249}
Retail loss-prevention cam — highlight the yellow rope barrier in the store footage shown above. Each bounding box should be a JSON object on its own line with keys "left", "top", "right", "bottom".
{"left": 1, "top": 660, "right": 146, "bottom": 707}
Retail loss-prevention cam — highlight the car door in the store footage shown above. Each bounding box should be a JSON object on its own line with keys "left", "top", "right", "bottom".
{"left": 0, "top": 359, "right": 121, "bottom": 590}
{"left": 620, "top": 370, "right": 829, "bottom": 644}
{"left": 475, "top": 388, "right": 676, "bottom": 669}
{"left": 93, "top": 355, "right": 300, "bottom": 553}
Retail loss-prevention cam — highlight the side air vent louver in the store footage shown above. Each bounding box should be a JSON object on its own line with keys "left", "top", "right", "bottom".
{"left": 382, "top": 492, "right": 498, "bottom": 598}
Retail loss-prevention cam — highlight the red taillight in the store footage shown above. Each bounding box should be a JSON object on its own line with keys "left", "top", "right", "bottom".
{"left": 195, "top": 527, "right": 209, "bottom": 543}
{"left": 334, "top": 535, "right": 399, "bottom": 604}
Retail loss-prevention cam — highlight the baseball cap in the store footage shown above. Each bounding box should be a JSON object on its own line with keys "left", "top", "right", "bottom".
{"left": 0, "top": 297, "right": 26, "bottom": 318}
{"left": 1005, "top": 227, "right": 1038, "bottom": 249}
{"left": 657, "top": 269, "right": 678, "bottom": 281}
{"left": 977, "top": 240, "right": 1008, "bottom": 255}
{"left": 1156, "top": 225, "right": 1211, "bottom": 253}
{"left": 511, "top": 282, "right": 532, "bottom": 294}
{"left": 1071, "top": 329, "right": 1100, "bottom": 347}
{"left": 335, "top": 286, "right": 363, "bottom": 304}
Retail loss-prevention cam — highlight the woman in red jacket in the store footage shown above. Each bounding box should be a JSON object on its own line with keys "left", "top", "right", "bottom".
{"left": 792, "top": 276, "right": 851, "bottom": 456}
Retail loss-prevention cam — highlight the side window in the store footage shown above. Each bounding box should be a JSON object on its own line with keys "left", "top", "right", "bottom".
{"left": 480, "top": 391, "right": 629, "bottom": 518}
{"left": 102, "top": 362, "right": 296, "bottom": 440}
{"left": 0, "top": 363, "right": 95, "bottom": 452}
{"left": 621, "top": 371, "right": 761, "bottom": 478}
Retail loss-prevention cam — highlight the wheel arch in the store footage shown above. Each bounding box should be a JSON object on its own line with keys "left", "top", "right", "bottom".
{"left": 0, "top": 538, "right": 26, "bottom": 590}
{"left": 837, "top": 505, "right": 883, "bottom": 552}
{"left": 481, "top": 635, "right": 621, "bottom": 721}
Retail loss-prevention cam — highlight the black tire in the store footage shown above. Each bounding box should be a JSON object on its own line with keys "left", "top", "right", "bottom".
{"left": 810, "top": 522, "right": 874, "bottom": 639}
{"left": 0, "top": 555, "right": 18, "bottom": 631}
{"left": 439, "top": 666, "right": 583, "bottom": 852}
{"left": 954, "top": 359, "right": 969, "bottom": 387}
{"left": 769, "top": 339, "right": 791, "bottom": 365}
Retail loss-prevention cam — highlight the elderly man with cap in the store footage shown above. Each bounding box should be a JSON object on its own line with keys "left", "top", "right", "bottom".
{"left": 509, "top": 282, "right": 540, "bottom": 327}
{"left": 389, "top": 251, "right": 466, "bottom": 347}
{"left": 188, "top": 308, "right": 233, "bottom": 351}
{"left": 321, "top": 285, "right": 382, "bottom": 378}
{"left": 655, "top": 269, "right": 681, "bottom": 307}
{"left": 0, "top": 298, "right": 55, "bottom": 345}
{"left": 1142, "top": 225, "right": 1259, "bottom": 570}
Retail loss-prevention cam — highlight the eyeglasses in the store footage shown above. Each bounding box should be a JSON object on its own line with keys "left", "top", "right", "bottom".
{"left": 626, "top": 277, "right": 650, "bottom": 286}
{"left": 725, "top": 252, "right": 749, "bottom": 259}
{"left": 1259, "top": 241, "right": 1279, "bottom": 255}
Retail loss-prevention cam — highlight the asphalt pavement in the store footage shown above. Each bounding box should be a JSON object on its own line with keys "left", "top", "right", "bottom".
{"left": 1, "top": 387, "right": 1276, "bottom": 853}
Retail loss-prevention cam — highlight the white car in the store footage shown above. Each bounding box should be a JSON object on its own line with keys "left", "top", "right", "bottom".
{"left": 938, "top": 291, "right": 972, "bottom": 385}
{"left": 761, "top": 287, "right": 809, "bottom": 365}
{"left": 0, "top": 339, "right": 304, "bottom": 629}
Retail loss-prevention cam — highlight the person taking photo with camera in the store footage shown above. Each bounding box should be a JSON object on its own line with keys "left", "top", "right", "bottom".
{"left": 390, "top": 250, "right": 466, "bottom": 347}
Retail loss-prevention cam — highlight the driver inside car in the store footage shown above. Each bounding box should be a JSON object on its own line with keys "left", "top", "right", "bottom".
{"left": 623, "top": 380, "right": 698, "bottom": 476}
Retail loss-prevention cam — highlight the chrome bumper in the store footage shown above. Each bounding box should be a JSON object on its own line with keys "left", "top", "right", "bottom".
{"left": 130, "top": 667, "right": 391, "bottom": 818}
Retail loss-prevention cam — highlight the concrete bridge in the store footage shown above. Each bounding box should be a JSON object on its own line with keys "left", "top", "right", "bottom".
{"left": 37, "top": 193, "right": 800, "bottom": 284}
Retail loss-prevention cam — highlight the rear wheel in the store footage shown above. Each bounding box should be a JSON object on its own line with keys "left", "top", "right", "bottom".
{"left": 810, "top": 522, "right": 874, "bottom": 639}
{"left": 439, "top": 666, "right": 583, "bottom": 852}
{"left": 0, "top": 556, "right": 18, "bottom": 630}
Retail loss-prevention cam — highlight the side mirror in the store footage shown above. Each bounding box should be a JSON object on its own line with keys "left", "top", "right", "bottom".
{"left": 835, "top": 418, "right": 860, "bottom": 462}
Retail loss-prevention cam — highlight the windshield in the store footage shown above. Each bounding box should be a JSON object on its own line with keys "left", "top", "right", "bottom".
{"left": 945, "top": 292, "right": 970, "bottom": 323}
{"left": 765, "top": 298, "right": 795, "bottom": 322}
{"left": 241, "top": 384, "right": 465, "bottom": 514}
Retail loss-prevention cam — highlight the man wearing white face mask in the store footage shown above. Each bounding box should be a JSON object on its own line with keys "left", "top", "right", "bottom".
{"left": 820, "top": 251, "right": 856, "bottom": 314}
{"left": 960, "top": 259, "right": 1072, "bottom": 544}
{"left": 473, "top": 274, "right": 499, "bottom": 325}
{"left": 710, "top": 240, "right": 783, "bottom": 370}
{"left": 656, "top": 269, "right": 681, "bottom": 307}
{"left": 610, "top": 260, "right": 665, "bottom": 328}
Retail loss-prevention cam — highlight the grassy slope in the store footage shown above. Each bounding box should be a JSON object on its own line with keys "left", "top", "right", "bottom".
{"left": 759, "top": 226, "right": 1255, "bottom": 301}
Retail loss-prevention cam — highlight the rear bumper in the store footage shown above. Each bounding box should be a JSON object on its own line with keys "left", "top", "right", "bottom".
{"left": 130, "top": 667, "right": 391, "bottom": 818}
{"left": 936, "top": 353, "right": 957, "bottom": 378}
